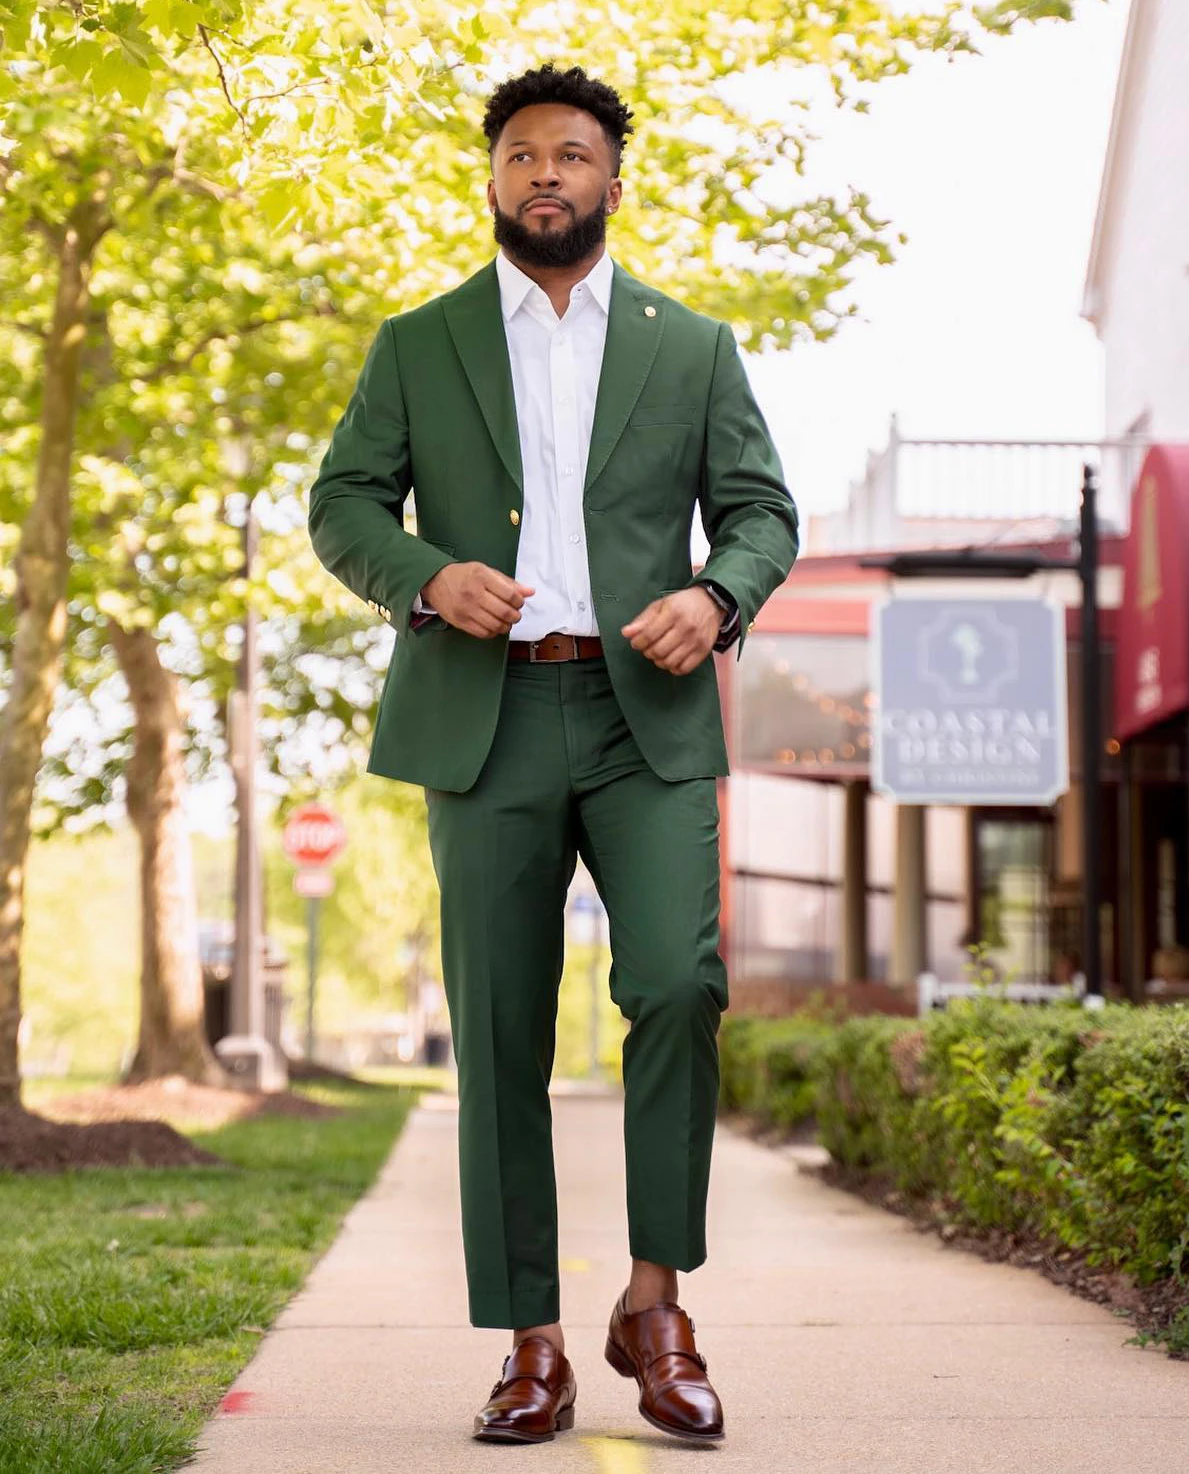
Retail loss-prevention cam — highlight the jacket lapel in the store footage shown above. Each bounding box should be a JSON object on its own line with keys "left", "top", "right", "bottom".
{"left": 442, "top": 261, "right": 524, "bottom": 494}
{"left": 441, "top": 257, "right": 664, "bottom": 499}
{"left": 585, "top": 263, "right": 666, "bottom": 494}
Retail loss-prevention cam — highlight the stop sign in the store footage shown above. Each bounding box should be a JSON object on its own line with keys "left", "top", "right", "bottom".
{"left": 282, "top": 803, "right": 346, "bottom": 867}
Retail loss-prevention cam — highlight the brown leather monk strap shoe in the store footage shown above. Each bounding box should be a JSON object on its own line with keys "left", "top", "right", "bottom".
{"left": 605, "top": 1290, "right": 725, "bottom": 1442}
{"left": 473, "top": 1335, "right": 577, "bottom": 1444}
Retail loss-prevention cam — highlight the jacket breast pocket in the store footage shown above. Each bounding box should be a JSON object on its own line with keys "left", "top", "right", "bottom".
{"left": 629, "top": 404, "right": 700, "bottom": 428}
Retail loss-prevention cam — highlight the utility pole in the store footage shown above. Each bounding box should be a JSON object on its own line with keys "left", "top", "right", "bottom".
{"left": 230, "top": 496, "right": 263, "bottom": 1042}
{"left": 219, "top": 455, "right": 288, "bottom": 1090}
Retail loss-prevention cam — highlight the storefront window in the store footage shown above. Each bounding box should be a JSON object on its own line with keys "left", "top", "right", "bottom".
{"left": 927, "top": 807, "right": 969, "bottom": 980}
{"left": 973, "top": 817, "right": 1053, "bottom": 982}
{"left": 731, "top": 876, "right": 841, "bottom": 982}
{"left": 727, "top": 772, "right": 843, "bottom": 880}
{"left": 737, "top": 634, "right": 871, "bottom": 774}
{"left": 727, "top": 774, "right": 845, "bottom": 982}
{"left": 868, "top": 891, "right": 893, "bottom": 981}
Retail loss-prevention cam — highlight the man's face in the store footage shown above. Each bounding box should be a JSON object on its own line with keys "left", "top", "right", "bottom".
{"left": 488, "top": 103, "right": 622, "bottom": 268}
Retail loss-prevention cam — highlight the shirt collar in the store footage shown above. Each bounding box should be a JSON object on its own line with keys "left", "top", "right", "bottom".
{"left": 496, "top": 247, "right": 614, "bottom": 323}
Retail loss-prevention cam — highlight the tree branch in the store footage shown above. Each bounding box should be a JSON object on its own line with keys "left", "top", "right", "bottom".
{"left": 197, "top": 24, "right": 248, "bottom": 137}
{"left": 134, "top": 305, "right": 335, "bottom": 386}
{"left": 28, "top": 206, "right": 63, "bottom": 247}
{"left": 0, "top": 319, "right": 46, "bottom": 341}
{"left": 175, "top": 166, "right": 241, "bottom": 203}
{"left": 242, "top": 77, "right": 329, "bottom": 109}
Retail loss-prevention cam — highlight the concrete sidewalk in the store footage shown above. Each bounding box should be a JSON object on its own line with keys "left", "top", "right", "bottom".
{"left": 187, "top": 1088, "right": 1189, "bottom": 1473}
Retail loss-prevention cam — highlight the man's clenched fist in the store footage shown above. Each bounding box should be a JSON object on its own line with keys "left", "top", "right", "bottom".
{"left": 421, "top": 562, "right": 535, "bottom": 639}
{"left": 622, "top": 588, "right": 722, "bottom": 676}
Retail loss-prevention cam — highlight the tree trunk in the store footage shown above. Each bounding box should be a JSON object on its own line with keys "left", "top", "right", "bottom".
{"left": 107, "top": 620, "right": 228, "bottom": 1087}
{"left": 0, "top": 200, "right": 108, "bottom": 1108}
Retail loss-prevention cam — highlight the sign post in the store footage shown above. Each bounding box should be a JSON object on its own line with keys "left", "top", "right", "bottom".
{"left": 282, "top": 804, "right": 347, "bottom": 1062}
{"left": 861, "top": 463, "right": 1103, "bottom": 1002}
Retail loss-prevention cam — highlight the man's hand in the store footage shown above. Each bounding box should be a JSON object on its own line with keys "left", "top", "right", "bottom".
{"left": 422, "top": 563, "right": 535, "bottom": 639}
{"left": 622, "top": 588, "right": 723, "bottom": 675}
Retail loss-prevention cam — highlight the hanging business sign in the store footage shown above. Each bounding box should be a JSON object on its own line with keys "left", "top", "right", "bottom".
{"left": 872, "top": 597, "right": 1069, "bottom": 805}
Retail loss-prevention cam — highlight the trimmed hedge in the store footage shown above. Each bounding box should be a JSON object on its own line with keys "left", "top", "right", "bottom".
{"left": 719, "top": 1000, "right": 1189, "bottom": 1322}
{"left": 719, "top": 1011, "right": 839, "bottom": 1131}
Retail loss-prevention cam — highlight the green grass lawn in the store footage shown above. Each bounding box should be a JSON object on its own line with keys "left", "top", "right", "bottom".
{"left": 0, "top": 1079, "right": 414, "bottom": 1474}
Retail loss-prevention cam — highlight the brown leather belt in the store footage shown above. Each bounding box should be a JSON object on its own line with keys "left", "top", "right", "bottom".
{"left": 507, "top": 633, "right": 604, "bottom": 663}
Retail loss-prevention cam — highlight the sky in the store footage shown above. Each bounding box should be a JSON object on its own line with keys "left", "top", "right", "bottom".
{"left": 736, "top": 0, "right": 1132, "bottom": 522}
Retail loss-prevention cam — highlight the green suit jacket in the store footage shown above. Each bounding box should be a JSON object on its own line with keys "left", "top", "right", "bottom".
{"left": 307, "top": 257, "right": 799, "bottom": 792}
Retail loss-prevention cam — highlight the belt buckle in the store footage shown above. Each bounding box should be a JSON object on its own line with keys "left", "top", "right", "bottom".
{"left": 528, "top": 636, "right": 579, "bottom": 663}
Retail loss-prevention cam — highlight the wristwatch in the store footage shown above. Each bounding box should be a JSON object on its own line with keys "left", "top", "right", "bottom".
{"left": 699, "top": 580, "right": 742, "bottom": 652}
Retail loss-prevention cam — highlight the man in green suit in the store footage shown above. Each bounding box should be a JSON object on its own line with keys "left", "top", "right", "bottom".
{"left": 308, "top": 62, "right": 798, "bottom": 1446}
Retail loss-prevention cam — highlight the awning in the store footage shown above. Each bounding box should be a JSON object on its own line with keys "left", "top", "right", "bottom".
{"left": 1114, "top": 445, "right": 1189, "bottom": 742}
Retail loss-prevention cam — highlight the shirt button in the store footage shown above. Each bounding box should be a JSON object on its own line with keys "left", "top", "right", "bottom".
{"left": 556, "top": 335, "right": 567, "bottom": 347}
{"left": 510, "top": 509, "right": 520, "bottom": 526}
{"left": 578, "top": 601, "right": 587, "bottom": 612}
{"left": 562, "top": 465, "right": 574, "bottom": 477}
{"left": 569, "top": 534, "right": 580, "bottom": 544}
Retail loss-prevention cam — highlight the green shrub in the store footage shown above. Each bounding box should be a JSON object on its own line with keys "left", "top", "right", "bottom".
{"left": 718, "top": 1005, "right": 839, "bottom": 1131}
{"left": 1048, "top": 1008, "right": 1189, "bottom": 1284}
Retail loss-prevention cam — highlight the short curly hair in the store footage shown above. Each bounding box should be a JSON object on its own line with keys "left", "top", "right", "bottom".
{"left": 483, "top": 63, "right": 634, "bottom": 175}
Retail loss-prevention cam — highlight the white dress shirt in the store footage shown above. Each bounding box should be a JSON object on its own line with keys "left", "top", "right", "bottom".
{"left": 415, "top": 248, "right": 739, "bottom": 647}
{"left": 497, "top": 247, "right": 612, "bottom": 640}
{"left": 416, "top": 248, "right": 612, "bottom": 640}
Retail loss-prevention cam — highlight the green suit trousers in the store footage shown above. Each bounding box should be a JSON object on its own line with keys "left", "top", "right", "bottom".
{"left": 425, "top": 654, "right": 727, "bottom": 1330}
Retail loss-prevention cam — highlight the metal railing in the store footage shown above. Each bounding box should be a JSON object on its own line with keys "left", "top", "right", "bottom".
{"left": 810, "top": 420, "right": 1154, "bottom": 554}
{"left": 917, "top": 970, "right": 1090, "bottom": 1016}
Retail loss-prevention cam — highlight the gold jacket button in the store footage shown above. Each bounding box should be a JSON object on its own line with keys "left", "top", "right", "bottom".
{"left": 748, "top": 620, "right": 756, "bottom": 632}
{"left": 367, "top": 599, "right": 378, "bottom": 613}
{"left": 509, "top": 509, "right": 520, "bottom": 526}
{"left": 644, "top": 305, "right": 657, "bottom": 318}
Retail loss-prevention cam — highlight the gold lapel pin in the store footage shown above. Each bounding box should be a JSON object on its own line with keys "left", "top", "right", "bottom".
{"left": 644, "top": 305, "right": 657, "bottom": 318}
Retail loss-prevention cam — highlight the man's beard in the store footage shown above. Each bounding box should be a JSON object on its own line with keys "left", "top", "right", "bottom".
{"left": 492, "top": 192, "right": 608, "bottom": 268}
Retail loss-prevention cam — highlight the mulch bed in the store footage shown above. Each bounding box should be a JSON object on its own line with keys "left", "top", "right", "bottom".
{"left": 2, "top": 1075, "right": 345, "bottom": 1173}
{"left": 808, "top": 1156, "right": 1189, "bottom": 1360}
{"left": 43, "top": 1076, "right": 344, "bottom": 1129}
{"left": 0, "top": 1107, "right": 224, "bottom": 1173}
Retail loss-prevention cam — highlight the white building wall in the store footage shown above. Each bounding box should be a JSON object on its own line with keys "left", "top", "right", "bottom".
{"left": 1093, "top": 0, "right": 1189, "bottom": 439}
